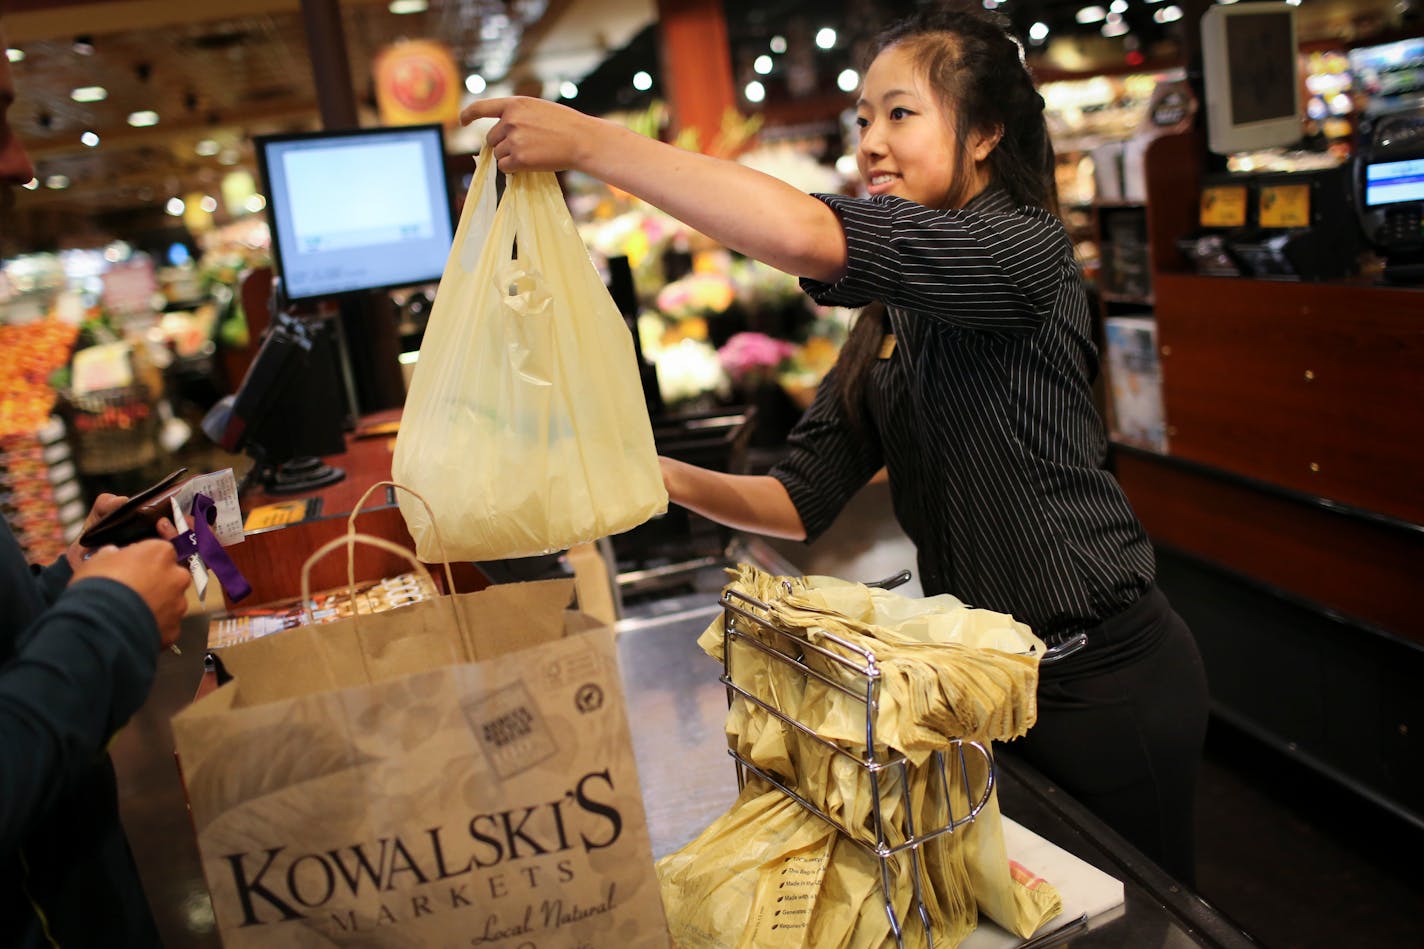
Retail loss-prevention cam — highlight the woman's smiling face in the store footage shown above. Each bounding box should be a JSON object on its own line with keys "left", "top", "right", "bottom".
{"left": 855, "top": 42, "right": 992, "bottom": 210}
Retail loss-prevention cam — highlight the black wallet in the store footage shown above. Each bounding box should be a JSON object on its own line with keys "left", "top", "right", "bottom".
{"left": 79, "top": 467, "right": 193, "bottom": 548}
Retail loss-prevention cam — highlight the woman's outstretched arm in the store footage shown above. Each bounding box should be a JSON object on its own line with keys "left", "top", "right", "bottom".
{"left": 461, "top": 97, "right": 847, "bottom": 283}
{"left": 660, "top": 457, "right": 806, "bottom": 541}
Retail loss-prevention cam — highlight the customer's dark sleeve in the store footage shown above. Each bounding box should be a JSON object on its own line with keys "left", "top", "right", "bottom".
{"left": 769, "top": 367, "right": 883, "bottom": 543}
{"left": 0, "top": 578, "right": 158, "bottom": 851}
{"left": 34, "top": 556, "right": 74, "bottom": 606}
{"left": 800, "top": 194, "right": 1065, "bottom": 335}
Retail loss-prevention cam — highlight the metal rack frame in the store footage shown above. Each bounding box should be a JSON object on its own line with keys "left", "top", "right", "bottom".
{"left": 718, "top": 572, "right": 1087, "bottom": 948}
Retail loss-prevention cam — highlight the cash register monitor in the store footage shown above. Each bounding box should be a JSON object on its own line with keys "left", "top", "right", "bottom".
{"left": 256, "top": 124, "right": 455, "bottom": 304}
{"left": 1201, "top": 3, "right": 1302, "bottom": 155}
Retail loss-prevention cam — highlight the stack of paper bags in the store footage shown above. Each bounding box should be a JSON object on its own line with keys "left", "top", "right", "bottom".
{"left": 658, "top": 566, "right": 1062, "bottom": 948}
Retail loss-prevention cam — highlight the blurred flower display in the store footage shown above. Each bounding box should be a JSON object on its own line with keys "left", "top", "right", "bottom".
{"left": 717, "top": 331, "right": 797, "bottom": 386}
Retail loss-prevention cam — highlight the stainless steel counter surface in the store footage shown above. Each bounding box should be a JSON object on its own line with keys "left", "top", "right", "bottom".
{"left": 614, "top": 603, "right": 1257, "bottom": 949}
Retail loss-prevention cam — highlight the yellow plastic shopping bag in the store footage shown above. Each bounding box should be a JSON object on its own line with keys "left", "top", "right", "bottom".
{"left": 393, "top": 152, "right": 667, "bottom": 561}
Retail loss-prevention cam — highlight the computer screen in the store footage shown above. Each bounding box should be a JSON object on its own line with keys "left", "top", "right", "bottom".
{"left": 1364, "top": 158, "right": 1424, "bottom": 207}
{"left": 1201, "top": 3, "right": 1302, "bottom": 155}
{"left": 256, "top": 125, "right": 455, "bottom": 303}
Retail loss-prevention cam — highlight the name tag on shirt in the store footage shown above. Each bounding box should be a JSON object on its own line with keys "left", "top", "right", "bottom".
{"left": 879, "top": 334, "right": 897, "bottom": 359}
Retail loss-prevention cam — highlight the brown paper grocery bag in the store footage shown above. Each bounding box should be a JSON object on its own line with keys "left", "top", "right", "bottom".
{"left": 173, "top": 533, "right": 669, "bottom": 948}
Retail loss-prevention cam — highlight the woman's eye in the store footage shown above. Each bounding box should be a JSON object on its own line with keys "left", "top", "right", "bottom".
{"left": 855, "top": 116, "right": 869, "bottom": 129}
{"left": 889, "top": 107, "right": 912, "bottom": 120}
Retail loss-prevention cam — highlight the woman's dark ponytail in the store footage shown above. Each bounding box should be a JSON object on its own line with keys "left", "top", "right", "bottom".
{"left": 834, "top": 2, "right": 1057, "bottom": 428}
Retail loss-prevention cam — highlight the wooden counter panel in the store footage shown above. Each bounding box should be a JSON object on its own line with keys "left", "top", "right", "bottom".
{"left": 230, "top": 412, "right": 487, "bottom": 605}
{"left": 1153, "top": 273, "right": 1424, "bottom": 525}
{"left": 1115, "top": 451, "right": 1423, "bottom": 642}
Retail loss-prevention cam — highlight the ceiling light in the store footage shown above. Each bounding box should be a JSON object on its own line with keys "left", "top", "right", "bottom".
{"left": 1110, "top": 0, "right": 1128, "bottom": 12}
{"left": 72, "top": 36, "right": 95, "bottom": 56}
{"left": 465, "top": 73, "right": 487, "bottom": 95}
{"left": 195, "top": 139, "right": 220, "bottom": 157}
{"left": 837, "top": 68, "right": 860, "bottom": 93}
{"left": 388, "top": 0, "right": 428, "bottom": 13}
{"left": 1102, "top": 18, "right": 1130, "bottom": 37}
{"left": 754, "top": 55, "right": 773, "bottom": 75}
{"left": 744, "top": 80, "right": 765, "bottom": 104}
{"left": 200, "top": 195, "right": 218, "bottom": 213}
{"left": 633, "top": 71, "right": 652, "bottom": 92}
{"left": 6, "top": 48, "right": 23, "bottom": 64}
{"left": 80, "top": 131, "right": 100, "bottom": 147}
{"left": 770, "top": 36, "right": 787, "bottom": 54}
{"left": 1154, "top": 5, "right": 1182, "bottom": 22}
{"left": 71, "top": 85, "right": 107, "bottom": 103}
{"left": 22, "top": 178, "right": 39, "bottom": 190}
{"left": 245, "top": 194, "right": 267, "bottom": 213}
{"left": 1029, "top": 22, "right": 1050, "bottom": 43}
{"left": 45, "top": 175, "right": 70, "bottom": 190}
{"left": 165, "top": 197, "right": 185, "bottom": 216}
{"left": 559, "top": 80, "right": 578, "bottom": 99}
{"left": 983, "top": 0, "right": 1000, "bottom": 8}
{"left": 1076, "top": 6, "right": 1107, "bottom": 23}
{"left": 127, "top": 110, "right": 159, "bottom": 127}
{"left": 815, "top": 28, "right": 837, "bottom": 50}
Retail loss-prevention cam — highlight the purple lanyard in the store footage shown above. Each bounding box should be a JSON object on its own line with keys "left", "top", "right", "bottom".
{"left": 170, "top": 493, "right": 252, "bottom": 602}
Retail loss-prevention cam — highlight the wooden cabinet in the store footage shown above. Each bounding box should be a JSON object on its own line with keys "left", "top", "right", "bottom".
{"left": 1101, "top": 131, "right": 1424, "bottom": 823}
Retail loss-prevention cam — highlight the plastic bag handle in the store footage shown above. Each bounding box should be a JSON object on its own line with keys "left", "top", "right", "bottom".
{"left": 456, "top": 150, "right": 500, "bottom": 273}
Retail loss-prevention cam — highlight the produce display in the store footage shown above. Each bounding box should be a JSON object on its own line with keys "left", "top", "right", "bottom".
{"left": 0, "top": 319, "right": 84, "bottom": 563}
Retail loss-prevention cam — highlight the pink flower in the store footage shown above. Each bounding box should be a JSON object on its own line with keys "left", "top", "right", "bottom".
{"left": 717, "top": 331, "right": 797, "bottom": 383}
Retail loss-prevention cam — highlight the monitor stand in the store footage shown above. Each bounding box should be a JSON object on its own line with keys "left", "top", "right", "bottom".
{"left": 262, "top": 457, "right": 345, "bottom": 494}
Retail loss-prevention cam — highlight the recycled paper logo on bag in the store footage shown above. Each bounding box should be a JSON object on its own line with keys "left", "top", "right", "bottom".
{"left": 218, "top": 768, "right": 626, "bottom": 932}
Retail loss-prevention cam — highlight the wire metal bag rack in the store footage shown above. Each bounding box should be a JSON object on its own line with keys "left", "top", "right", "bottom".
{"left": 717, "top": 571, "right": 1085, "bottom": 948}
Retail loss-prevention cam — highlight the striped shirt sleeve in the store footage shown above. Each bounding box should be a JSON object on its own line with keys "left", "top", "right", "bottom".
{"left": 800, "top": 193, "right": 1067, "bottom": 335}
{"left": 769, "top": 368, "right": 884, "bottom": 542}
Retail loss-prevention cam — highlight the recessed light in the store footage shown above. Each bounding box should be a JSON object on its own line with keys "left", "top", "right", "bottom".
{"left": 71, "top": 86, "right": 107, "bottom": 103}
{"left": 80, "top": 131, "right": 100, "bottom": 147}
{"left": 127, "top": 110, "right": 160, "bottom": 127}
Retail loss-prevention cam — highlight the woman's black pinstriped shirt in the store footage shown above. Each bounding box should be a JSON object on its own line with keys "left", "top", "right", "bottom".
{"left": 770, "top": 187, "right": 1154, "bottom": 641}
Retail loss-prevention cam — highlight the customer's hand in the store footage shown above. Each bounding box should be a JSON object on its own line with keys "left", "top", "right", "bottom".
{"left": 65, "top": 493, "right": 127, "bottom": 570}
{"left": 66, "top": 495, "right": 181, "bottom": 570}
{"left": 73, "top": 540, "right": 191, "bottom": 648}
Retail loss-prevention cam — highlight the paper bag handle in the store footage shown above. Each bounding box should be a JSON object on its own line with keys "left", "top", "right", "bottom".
{"left": 346, "top": 480, "right": 457, "bottom": 593}
{"left": 299, "top": 532, "right": 471, "bottom": 666}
